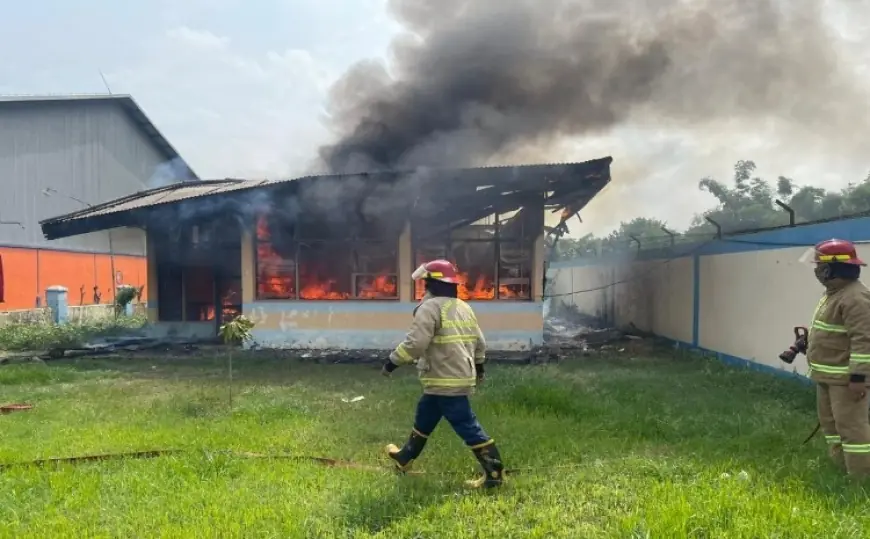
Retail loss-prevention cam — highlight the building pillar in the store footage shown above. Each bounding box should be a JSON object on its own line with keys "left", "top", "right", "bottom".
{"left": 241, "top": 226, "right": 256, "bottom": 306}
{"left": 145, "top": 231, "right": 159, "bottom": 322}
{"left": 398, "top": 221, "right": 412, "bottom": 302}
{"left": 533, "top": 232, "right": 545, "bottom": 303}
{"left": 46, "top": 286, "right": 69, "bottom": 324}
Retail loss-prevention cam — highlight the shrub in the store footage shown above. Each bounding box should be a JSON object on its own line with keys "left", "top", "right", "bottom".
{"left": 0, "top": 314, "right": 148, "bottom": 352}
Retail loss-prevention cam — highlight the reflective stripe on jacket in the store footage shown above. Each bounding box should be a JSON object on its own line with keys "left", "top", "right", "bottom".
{"left": 807, "top": 279, "right": 870, "bottom": 385}
{"left": 389, "top": 293, "right": 487, "bottom": 396}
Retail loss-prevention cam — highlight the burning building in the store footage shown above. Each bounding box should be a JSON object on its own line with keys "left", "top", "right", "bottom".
{"left": 39, "top": 158, "right": 611, "bottom": 351}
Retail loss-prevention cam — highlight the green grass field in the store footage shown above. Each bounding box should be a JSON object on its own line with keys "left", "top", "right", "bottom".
{"left": 1, "top": 350, "right": 868, "bottom": 538}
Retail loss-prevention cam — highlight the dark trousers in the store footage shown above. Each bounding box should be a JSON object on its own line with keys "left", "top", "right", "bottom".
{"left": 413, "top": 394, "right": 491, "bottom": 448}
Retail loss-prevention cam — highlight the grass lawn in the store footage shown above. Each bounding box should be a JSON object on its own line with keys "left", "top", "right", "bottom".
{"left": 1, "top": 349, "right": 868, "bottom": 538}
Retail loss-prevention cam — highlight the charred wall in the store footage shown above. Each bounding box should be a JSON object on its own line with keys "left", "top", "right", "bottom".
{"left": 146, "top": 216, "right": 242, "bottom": 329}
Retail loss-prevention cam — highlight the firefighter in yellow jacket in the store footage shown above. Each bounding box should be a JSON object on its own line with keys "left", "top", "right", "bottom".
{"left": 802, "top": 238, "right": 870, "bottom": 478}
{"left": 381, "top": 259, "right": 504, "bottom": 488}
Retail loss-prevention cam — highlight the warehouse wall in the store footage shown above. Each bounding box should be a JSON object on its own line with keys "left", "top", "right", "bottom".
{"left": 0, "top": 98, "right": 179, "bottom": 308}
{"left": 0, "top": 247, "right": 147, "bottom": 309}
{"left": 0, "top": 99, "right": 168, "bottom": 254}
{"left": 548, "top": 216, "right": 870, "bottom": 377}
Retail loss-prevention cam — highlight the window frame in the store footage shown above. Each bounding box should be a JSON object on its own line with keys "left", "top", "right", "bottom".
{"left": 411, "top": 211, "right": 535, "bottom": 301}
{"left": 254, "top": 213, "right": 401, "bottom": 301}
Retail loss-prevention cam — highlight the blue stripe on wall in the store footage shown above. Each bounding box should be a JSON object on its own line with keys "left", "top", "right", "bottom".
{"left": 246, "top": 300, "right": 543, "bottom": 314}
{"left": 671, "top": 340, "right": 811, "bottom": 385}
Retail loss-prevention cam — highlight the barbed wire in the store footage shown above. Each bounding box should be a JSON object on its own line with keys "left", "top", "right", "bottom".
{"left": 552, "top": 207, "right": 870, "bottom": 260}
{"left": 541, "top": 217, "right": 870, "bottom": 299}
{"left": 542, "top": 235, "right": 721, "bottom": 299}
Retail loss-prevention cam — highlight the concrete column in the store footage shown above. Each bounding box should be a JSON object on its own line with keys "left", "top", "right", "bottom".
{"left": 533, "top": 232, "right": 545, "bottom": 303}
{"left": 145, "top": 231, "right": 159, "bottom": 322}
{"left": 241, "top": 226, "right": 256, "bottom": 305}
{"left": 398, "top": 221, "right": 412, "bottom": 302}
{"left": 46, "top": 286, "right": 69, "bottom": 324}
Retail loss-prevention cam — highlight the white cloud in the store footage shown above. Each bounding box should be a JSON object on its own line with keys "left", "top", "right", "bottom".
{"left": 107, "top": 25, "right": 339, "bottom": 179}
{"left": 165, "top": 27, "right": 229, "bottom": 51}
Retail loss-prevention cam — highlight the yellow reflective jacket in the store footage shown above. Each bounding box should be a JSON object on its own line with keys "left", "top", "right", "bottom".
{"left": 807, "top": 279, "right": 870, "bottom": 385}
{"left": 389, "top": 293, "right": 487, "bottom": 396}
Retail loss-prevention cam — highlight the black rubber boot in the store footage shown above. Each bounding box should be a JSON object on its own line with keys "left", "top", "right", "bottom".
{"left": 465, "top": 442, "right": 504, "bottom": 488}
{"left": 385, "top": 430, "right": 428, "bottom": 473}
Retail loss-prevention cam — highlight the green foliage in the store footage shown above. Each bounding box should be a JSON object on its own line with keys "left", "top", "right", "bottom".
{"left": 218, "top": 315, "right": 255, "bottom": 346}
{"left": 0, "top": 315, "right": 147, "bottom": 352}
{"left": 555, "top": 217, "right": 689, "bottom": 259}
{"left": 114, "top": 285, "right": 138, "bottom": 315}
{"left": 115, "top": 285, "right": 137, "bottom": 308}
{"left": 555, "top": 160, "right": 870, "bottom": 260}
{"left": 688, "top": 160, "right": 870, "bottom": 234}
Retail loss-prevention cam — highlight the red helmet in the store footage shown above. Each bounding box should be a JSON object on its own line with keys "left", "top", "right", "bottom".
{"left": 801, "top": 238, "right": 866, "bottom": 266}
{"left": 411, "top": 259, "right": 460, "bottom": 284}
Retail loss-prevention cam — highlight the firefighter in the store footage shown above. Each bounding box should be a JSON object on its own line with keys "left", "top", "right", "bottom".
{"left": 802, "top": 238, "right": 870, "bottom": 478}
{"left": 380, "top": 259, "right": 505, "bottom": 488}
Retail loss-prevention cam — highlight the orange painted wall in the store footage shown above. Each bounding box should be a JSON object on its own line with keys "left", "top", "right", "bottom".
{"left": 0, "top": 247, "right": 147, "bottom": 310}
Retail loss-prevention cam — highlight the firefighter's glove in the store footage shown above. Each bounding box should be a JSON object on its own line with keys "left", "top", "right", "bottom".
{"left": 381, "top": 360, "right": 398, "bottom": 378}
{"left": 795, "top": 337, "right": 808, "bottom": 354}
{"left": 475, "top": 364, "right": 485, "bottom": 386}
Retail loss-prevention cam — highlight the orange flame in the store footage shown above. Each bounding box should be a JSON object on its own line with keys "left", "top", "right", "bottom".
{"left": 256, "top": 216, "right": 398, "bottom": 300}
{"left": 357, "top": 274, "right": 398, "bottom": 299}
{"left": 414, "top": 269, "right": 527, "bottom": 300}
{"left": 257, "top": 217, "right": 296, "bottom": 299}
{"left": 202, "top": 291, "right": 239, "bottom": 321}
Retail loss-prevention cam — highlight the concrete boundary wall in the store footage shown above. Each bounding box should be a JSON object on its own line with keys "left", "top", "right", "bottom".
{"left": 548, "top": 216, "right": 870, "bottom": 380}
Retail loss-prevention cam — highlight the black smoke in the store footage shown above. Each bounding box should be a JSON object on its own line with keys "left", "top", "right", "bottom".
{"left": 318, "top": 0, "right": 860, "bottom": 174}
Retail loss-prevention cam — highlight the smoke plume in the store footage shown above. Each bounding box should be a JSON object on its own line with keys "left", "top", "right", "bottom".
{"left": 148, "top": 157, "right": 195, "bottom": 188}
{"left": 318, "top": 0, "right": 866, "bottom": 174}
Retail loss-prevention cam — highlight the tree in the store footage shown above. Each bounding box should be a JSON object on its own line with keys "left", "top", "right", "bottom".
{"left": 218, "top": 314, "right": 255, "bottom": 409}
{"left": 559, "top": 161, "right": 870, "bottom": 260}
{"left": 688, "top": 160, "right": 787, "bottom": 233}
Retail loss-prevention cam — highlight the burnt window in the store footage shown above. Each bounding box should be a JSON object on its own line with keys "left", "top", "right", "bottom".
{"left": 255, "top": 212, "right": 400, "bottom": 301}
{"left": 413, "top": 209, "right": 534, "bottom": 301}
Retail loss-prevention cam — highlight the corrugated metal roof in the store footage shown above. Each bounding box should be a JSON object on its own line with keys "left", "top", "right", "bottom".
{"left": 0, "top": 93, "right": 199, "bottom": 181}
{"left": 41, "top": 179, "right": 252, "bottom": 223}
{"left": 40, "top": 157, "right": 613, "bottom": 239}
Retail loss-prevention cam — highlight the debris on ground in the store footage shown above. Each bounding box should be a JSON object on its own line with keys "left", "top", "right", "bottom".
{"left": 0, "top": 302, "right": 656, "bottom": 367}
{"left": 1, "top": 403, "right": 33, "bottom": 414}
{"left": 341, "top": 396, "right": 365, "bottom": 404}
{"left": 541, "top": 302, "right": 652, "bottom": 362}
{"left": 0, "top": 334, "right": 217, "bottom": 364}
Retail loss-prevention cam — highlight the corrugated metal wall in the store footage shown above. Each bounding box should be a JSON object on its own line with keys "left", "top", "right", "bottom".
{"left": 0, "top": 99, "right": 170, "bottom": 255}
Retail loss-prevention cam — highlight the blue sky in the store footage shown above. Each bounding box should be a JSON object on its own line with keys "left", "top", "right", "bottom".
{"left": 0, "top": 0, "right": 400, "bottom": 178}
{"left": 2, "top": 0, "right": 870, "bottom": 233}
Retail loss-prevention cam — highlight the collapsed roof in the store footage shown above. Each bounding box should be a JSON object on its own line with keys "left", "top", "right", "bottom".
{"left": 39, "top": 157, "right": 613, "bottom": 241}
